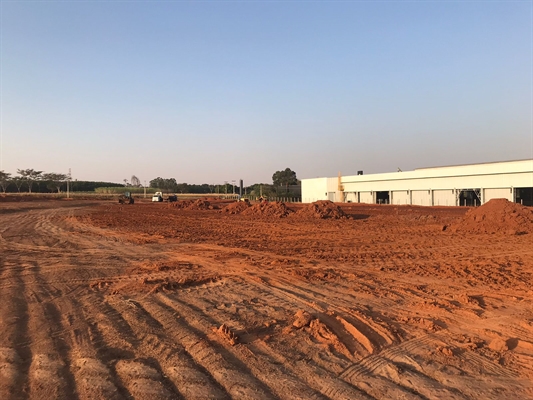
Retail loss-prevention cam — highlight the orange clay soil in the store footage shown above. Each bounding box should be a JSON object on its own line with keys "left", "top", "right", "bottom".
{"left": 1, "top": 198, "right": 532, "bottom": 400}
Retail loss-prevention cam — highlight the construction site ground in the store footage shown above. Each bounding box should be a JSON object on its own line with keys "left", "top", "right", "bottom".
{"left": 1, "top": 198, "right": 532, "bottom": 399}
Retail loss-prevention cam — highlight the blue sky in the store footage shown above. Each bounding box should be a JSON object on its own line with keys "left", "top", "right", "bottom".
{"left": 1, "top": 1, "right": 531, "bottom": 184}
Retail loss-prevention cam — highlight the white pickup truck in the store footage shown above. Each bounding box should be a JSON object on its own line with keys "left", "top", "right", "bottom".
{"left": 152, "top": 192, "right": 164, "bottom": 202}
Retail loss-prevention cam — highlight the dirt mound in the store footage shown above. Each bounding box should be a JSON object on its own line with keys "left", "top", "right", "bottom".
{"left": 187, "top": 199, "right": 212, "bottom": 210}
{"left": 294, "top": 200, "right": 348, "bottom": 219}
{"left": 169, "top": 200, "right": 193, "bottom": 209}
{"left": 447, "top": 198, "right": 533, "bottom": 234}
{"left": 221, "top": 201, "right": 251, "bottom": 214}
{"left": 241, "top": 202, "right": 292, "bottom": 218}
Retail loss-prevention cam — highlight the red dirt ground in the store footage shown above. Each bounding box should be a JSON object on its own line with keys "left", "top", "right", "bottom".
{"left": 1, "top": 198, "right": 532, "bottom": 399}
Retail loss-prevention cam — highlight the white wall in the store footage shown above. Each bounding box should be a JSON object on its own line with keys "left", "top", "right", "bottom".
{"left": 301, "top": 178, "right": 328, "bottom": 203}
{"left": 433, "top": 189, "right": 456, "bottom": 206}
{"left": 391, "top": 190, "right": 410, "bottom": 205}
{"left": 411, "top": 190, "right": 432, "bottom": 206}
{"left": 301, "top": 160, "right": 533, "bottom": 205}
{"left": 484, "top": 188, "right": 513, "bottom": 202}
{"left": 359, "top": 192, "right": 374, "bottom": 204}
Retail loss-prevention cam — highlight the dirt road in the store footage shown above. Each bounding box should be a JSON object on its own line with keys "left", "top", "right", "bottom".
{"left": 1, "top": 200, "right": 532, "bottom": 399}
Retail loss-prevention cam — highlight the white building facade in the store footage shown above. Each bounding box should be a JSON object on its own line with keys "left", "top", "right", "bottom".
{"left": 302, "top": 159, "right": 533, "bottom": 206}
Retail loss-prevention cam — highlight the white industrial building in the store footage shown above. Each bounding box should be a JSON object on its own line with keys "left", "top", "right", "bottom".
{"left": 302, "top": 159, "right": 533, "bottom": 207}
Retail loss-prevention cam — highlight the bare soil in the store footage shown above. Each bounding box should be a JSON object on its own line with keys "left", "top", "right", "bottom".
{"left": 1, "top": 199, "right": 532, "bottom": 399}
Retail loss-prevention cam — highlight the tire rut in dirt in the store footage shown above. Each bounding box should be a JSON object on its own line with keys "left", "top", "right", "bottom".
{"left": 154, "top": 294, "right": 328, "bottom": 400}
{"left": 111, "top": 295, "right": 276, "bottom": 400}
{"left": 60, "top": 295, "right": 124, "bottom": 400}
{"left": 26, "top": 299, "right": 78, "bottom": 398}
{"left": 239, "top": 278, "right": 396, "bottom": 359}
{"left": 0, "top": 261, "right": 32, "bottom": 400}
{"left": 155, "top": 293, "right": 372, "bottom": 400}
{"left": 22, "top": 261, "right": 121, "bottom": 400}
{"left": 340, "top": 332, "right": 519, "bottom": 399}
{"left": 103, "top": 297, "right": 230, "bottom": 400}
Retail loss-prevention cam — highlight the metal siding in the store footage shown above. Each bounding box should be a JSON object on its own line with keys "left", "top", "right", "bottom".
{"left": 411, "top": 190, "right": 432, "bottom": 206}
{"left": 391, "top": 191, "right": 410, "bottom": 205}
{"left": 433, "top": 190, "right": 456, "bottom": 206}
{"left": 359, "top": 192, "right": 374, "bottom": 204}
{"left": 484, "top": 188, "right": 513, "bottom": 202}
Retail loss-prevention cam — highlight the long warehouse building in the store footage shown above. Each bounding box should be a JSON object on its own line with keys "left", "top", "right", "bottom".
{"left": 302, "top": 159, "right": 533, "bottom": 206}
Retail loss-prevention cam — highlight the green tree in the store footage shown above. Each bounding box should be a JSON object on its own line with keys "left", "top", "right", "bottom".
{"left": 43, "top": 173, "right": 68, "bottom": 193}
{"left": 17, "top": 169, "right": 43, "bottom": 193}
{"left": 149, "top": 177, "right": 178, "bottom": 193}
{"left": 272, "top": 168, "right": 297, "bottom": 192}
{"left": 0, "top": 171, "right": 11, "bottom": 193}
{"left": 150, "top": 177, "right": 164, "bottom": 189}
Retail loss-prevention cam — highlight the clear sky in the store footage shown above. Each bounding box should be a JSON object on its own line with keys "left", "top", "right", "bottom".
{"left": 1, "top": 1, "right": 532, "bottom": 185}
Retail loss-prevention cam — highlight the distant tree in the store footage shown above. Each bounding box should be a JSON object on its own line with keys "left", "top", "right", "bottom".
{"left": 0, "top": 171, "right": 11, "bottom": 193}
{"left": 150, "top": 177, "right": 164, "bottom": 189}
{"left": 12, "top": 177, "right": 24, "bottom": 192}
{"left": 123, "top": 178, "right": 128, "bottom": 186}
{"left": 43, "top": 173, "right": 68, "bottom": 193}
{"left": 130, "top": 175, "right": 141, "bottom": 187}
{"left": 176, "top": 183, "right": 189, "bottom": 194}
{"left": 149, "top": 177, "right": 178, "bottom": 193}
{"left": 164, "top": 178, "right": 178, "bottom": 192}
{"left": 272, "top": 168, "right": 297, "bottom": 192}
{"left": 17, "top": 169, "right": 43, "bottom": 193}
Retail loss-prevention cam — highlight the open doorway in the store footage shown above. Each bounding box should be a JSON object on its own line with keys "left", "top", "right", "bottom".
{"left": 458, "top": 189, "right": 481, "bottom": 207}
{"left": 515, "top": 187, "right": 533, "bottom": 206}
{"left": 376, "top": 191, "right": 390, "bottom": 205}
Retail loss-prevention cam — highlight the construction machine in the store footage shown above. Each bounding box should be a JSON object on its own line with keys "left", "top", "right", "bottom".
{"left": 118, "top": 192, "right": 135, "bottom": 204}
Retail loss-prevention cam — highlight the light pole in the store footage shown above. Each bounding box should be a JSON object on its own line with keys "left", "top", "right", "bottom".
{"left": 67, "top": 168, "right": 71, "bottom": 198}
{"left": 144, "top": 180, "right": 147, "bottom": 198}
{"left": 224, "top": 181, "right": 228, "bottom": 195}
{"left": 232, "top": 180, "right": 236, "bottom": 195}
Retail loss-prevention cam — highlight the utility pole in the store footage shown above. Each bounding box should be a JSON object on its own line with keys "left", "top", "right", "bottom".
{"left": 144, "top": 180, "right": 147, "bottom": 198}
{"left": 232, "top": 180, "right": 236, "bottom": 195}
{"left": 67, "top": 168, "right": 71, "bottom": 198}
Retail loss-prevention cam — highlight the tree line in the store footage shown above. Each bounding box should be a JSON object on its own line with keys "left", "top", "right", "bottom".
{"left": 148, "top": 168, "right": 300, "bottom": 198}
{"left": 0, "top": 167, "right": 300, "bottom": 197}
{"left": 0, "top": 169, "right": 122, "bottom": 194}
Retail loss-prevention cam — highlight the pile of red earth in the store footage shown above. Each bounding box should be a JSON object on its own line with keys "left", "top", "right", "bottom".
{"left": 447, "top": 198, "right": 533, "bottom": 235}
{"left": 169, "top": 200, "right": 193, "bottom": 209}
{"left": 241, "top": 202, "right": 292, "bottom": 218}
{"left": 295, "top": 200, "right": 348, "bottom": 219}
{"left": 221, "top": 201, "right": 252, "bottom": 214}
{"left": 187, "top": 199, "right": 213, "bottom": 210}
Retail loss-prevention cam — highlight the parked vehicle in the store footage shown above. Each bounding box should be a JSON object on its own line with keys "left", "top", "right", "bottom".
{"left": 152, "top": 192, "right": 164, "bottom": 202}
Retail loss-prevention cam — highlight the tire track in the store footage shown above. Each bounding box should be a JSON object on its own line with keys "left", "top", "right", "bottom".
{"left": 0, "top": 261, "right": 31, "bottom": 400}
{"left": 156, "top": 293, "right": 372, "bottom": 400}
{"left": 153, "top": 293, "right": 329, "bottom": 400}
{"left": 105, "top": 296, "right": 230, "bottom": 400}
{"left": 122, "top": 295, "right": 276, "bottom": 400}
{"left": 25, "top": 297, "right": 78, "bottom": 399}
